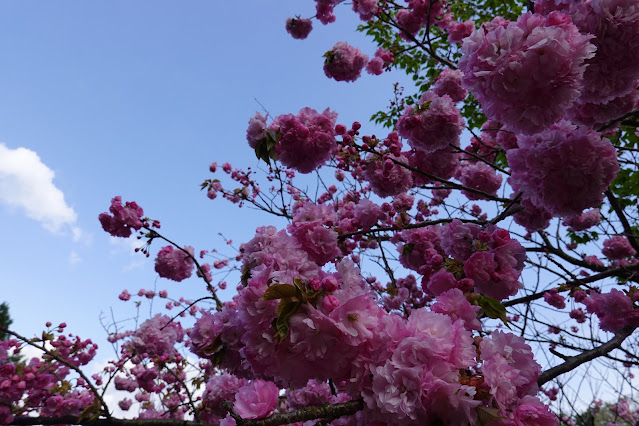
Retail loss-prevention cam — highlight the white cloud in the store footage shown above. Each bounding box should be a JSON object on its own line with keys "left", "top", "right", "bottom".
{"left": 69, "top": 250, "right": 82, "bottom": 265}
{"left": 0, "top": 143, "right": 81, "bottom": 237}
{"left": 109, "top": 235, "right": 146, "bottom": 271}
{"left": 109, "top": 235, "right": 144, "bottom": 254}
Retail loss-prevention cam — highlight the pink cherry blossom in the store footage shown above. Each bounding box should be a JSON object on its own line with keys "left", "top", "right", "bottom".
{"left": 459, "top": 12, "right": 595, "bottom": 134}
{"left": 397, "top": 92, "right": 464, "bottom": 153}
{"left": 507, "top": 120, "right": 619, "bottom": 217}
{"left": 154, "top": 245, "right": 195, "bottom": 282}
{"left": 98, "top": 196, "right": 144, "bottom": 238}
{"left": 364, "top": 153, "right": 413, "bottom": 198}
{"left": 233, "top": 380, "right": 279, "bottom": 419}
{"left": 323, "top": 41, "right": 368, "bottom": 82}
{"left": 352, "top": 0, "right": 379, "bottom": 21}
{"left": 447, "top": 19, "right": 474, "bottom": 43}
{"left": 246, "top": 112, "right": 267, "bottom": 149}
{"left": 564, "top": 208, "right": 601, "bottom": 231}
{"left": 543, "top": 288, "right": 566, "bottom": 309}
{"left": 456, "top": 161, "right": 503, "bottom": 201}
{"left": 131, "top": 314, "right": 184, "bottom": 358}
{"left": 432, "top": 69, "right": 468, "bottom": 103}
{"left": 271, "top": 107, "right": 338, "bottom": 174}
{"left": 407, "top": 147, "right": 459, "bottom": 186}
{"left": 602, "top": 235, "right": 637, "bottom": 260}
{"left": 285, "top": 17, "right": 313, "bottom": 39}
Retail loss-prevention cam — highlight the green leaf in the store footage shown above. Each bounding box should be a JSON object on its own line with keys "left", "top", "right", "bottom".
{"left": 261, "top": 283, "right": 299, "bottom": 301}
{"left": 478, "top": 295, "right": 510, "bottom": 328}
{"left": 241, "top": 265, "right": 251, "bottom": 286}
{"left": 253, "top": 129, "right": 280, "bottom": 166}
{"left": 402, "top": 243, "right": 415, "bottom": 255}
{"left": 202, "top": 335, "right": 223, "bottom": 356}
{"left": 78, "top": 396, "right": 102, "bottom": 423}
{"left": 476, "top": 406, "right": 505, "bottom": 426}
{"left": 274, "top": 299, "right": 303, "bottom": 342}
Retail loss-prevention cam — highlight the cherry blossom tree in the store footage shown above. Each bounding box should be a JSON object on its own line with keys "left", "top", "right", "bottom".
{"left": 3, "top": 0, "right": 639, "bottom": 425}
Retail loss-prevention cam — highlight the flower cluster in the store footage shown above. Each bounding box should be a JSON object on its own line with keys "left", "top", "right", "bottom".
{"left": 323, "top": 41, "right": 369, "bottom": 82}
{"left": 99, "top": 196, "right": 144, "bottom": 238}
{"left": 366, "top": 47, "right": 393, "bottom": 75}
{"left": 507, "top": 120, "right": 619, "bottom": 217}
{"left": 459, "top": 12, "right": 595, "bottom": 134}
{"left": 432, "top": 68, "right": 468, "bottom": 103}
{"left": 602, "top": 235, "right": 637, "bottom": 260}
{"left": 269, "top": 107, "right": 338, "bottom": 173}
{"left": 397, "top": 91, "right": 465, "bottom": 153}
{"left": 364, "top": 153, "right": 413, "bottom": 198}
{"left": 285, "top": 17, "right": 312, "bottom": 39}
{"left": 154, "top": 245, "right": 196, "bottom": 282}
{"left": 582, "top": 289, "right": 639, "bottom": 332}
{"left": 130, "top": 314, "right": 184, "bottom": 358}
{"left": 288, "top": 202, "right": 340, "bottom": 266}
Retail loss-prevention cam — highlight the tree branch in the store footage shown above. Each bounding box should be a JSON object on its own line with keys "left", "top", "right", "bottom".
{"left": 11, "top": 399, "right": 365, "bottom": 426}
{"left": 605, "top": 189, "right": 639, "bottom": 255}
{"left": 538, "top": 325, "right": 636, "bottom": 386}
{"left": 0, "top": 327, "right": 112, "bottom": 419}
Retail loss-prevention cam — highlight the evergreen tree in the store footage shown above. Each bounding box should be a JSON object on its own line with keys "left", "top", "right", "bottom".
{"left": 0, "top": 302, "right": 12, "bottom": 341}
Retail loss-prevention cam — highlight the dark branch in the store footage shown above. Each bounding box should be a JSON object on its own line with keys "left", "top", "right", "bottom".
{"left": 605, "top": 189, "right": 639, "bottom": 255}
{"left": 12, "top": 400, "right": 365, "bottom": 426}
{"left": 538, "top": 325, "right": 636, "bottom": 386}
{"left": 11, "top": 417, "right": 207, "bottom": 426}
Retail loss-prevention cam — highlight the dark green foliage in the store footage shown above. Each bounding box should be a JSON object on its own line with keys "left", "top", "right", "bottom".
{"left": 0, "top": 302, "right": 12, "bottom": 340}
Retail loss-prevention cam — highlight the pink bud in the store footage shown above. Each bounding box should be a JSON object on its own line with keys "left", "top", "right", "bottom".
{"left": 322, "top": 295, "right": 340, "bottom": 313}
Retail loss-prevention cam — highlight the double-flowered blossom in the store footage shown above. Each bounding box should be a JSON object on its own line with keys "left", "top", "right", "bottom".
{"left": 456, "top": 161, "right": 503, "bottom": 201}
{"left": 397, "top": 91, "right": 465, "bottom": 152}
{"left": 569, "top": 90, "right": 639, "bottom": 128}
{"left": 582, "top": 289, "right": 639, "bottom": 332}
{"left": 315, "top": 0, "right": 340, "bottom": 24}
{"left": 463, "top": 227, "right": 526, "bottom": 300}
{"left": 154, "top": 245, "right": 195, "bottom": 282}
{"left": 364, "top": 309, "right": 479, "bottom": 424}
{"left": 407, "top": 147, "right": 460, "bottom": 186}
{"left": 481, "top": 331, "right": 542, "bottom": 410}
{"left": 364, "top": 153, "right": 413, "bottom": 198}
{"left": 131, "top": 314, "right": 184, "bottom": 358}
{"left": 431, "top": 288, "right": 482, "bottom": 330}
{"left": 200, "top": 373, "right": 248, "bottom": 423}
{"left": 285, "top": 17, "right": 313, "bottom": 39}
{"left": 366, "top": 47, "right": 393, "bottom": 75}
{"left": 246, "top": 112, "right": 267, "bottom": 149}
{"left": 396, "top": 226, "right": 444, "bottom": 279}
{"left": 269, "top": 107, "right": 338, "bottom": 173}
{"left": 99, "top": 196, "right": 144, "bottom": 238}
{"left": 323, "top": 41, "right": 369, "bottom": 82}
{"left": 543, "top": 288, "right": 566, "bottom": 309}
{"left": 233, "top": 380, "right": 279, "bottom": 419}
{"left": 459, "top": 12, "right": 596, "bottom": 134}
{"left": 446, "top": 19, "right": 475, "bottom": 43}
{"left": 395, "top": 0, "right": 444, "bottom": 37}
{"left": 602, "top": 235, "right": 637, "bottom": 260}
{"left": 570, "top": 0, "right": 639, "bottom": 105}
{"left": 432, "top": 69, "right": 468, "bottom": 103}
{"left": 440, "top": 219, "right": 481, "bottom": 261}
{"left": 352, "top": 0, "right": 379, "bottom": 21}
{"left": 353, "top": 198, "right": 385, "bottom": 228}
{"left": 507, "top": 120, "right": 619, "bottom": 217}
{"left": 288, "top": 202, "right": 340, "bottom": 266}
{"left": 513, "top": 198, "right": 552, "bottom": 233}
{"left": 564, "top": 208, "right": 601, "bottom": 231}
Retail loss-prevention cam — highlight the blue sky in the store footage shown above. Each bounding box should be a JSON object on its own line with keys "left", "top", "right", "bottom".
{"left": 0, "top": 1, "right": 407, "bottom": 350}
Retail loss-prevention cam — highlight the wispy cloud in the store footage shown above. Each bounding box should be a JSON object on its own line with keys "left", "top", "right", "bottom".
{"left": 69, "top": 250, "right": 82, "bottom": 265}
{"left": 109, "top": 235, "right": 146, "bottom": 272}
{"left": 0, "top": 143, "right": 82, "bottom": 238}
